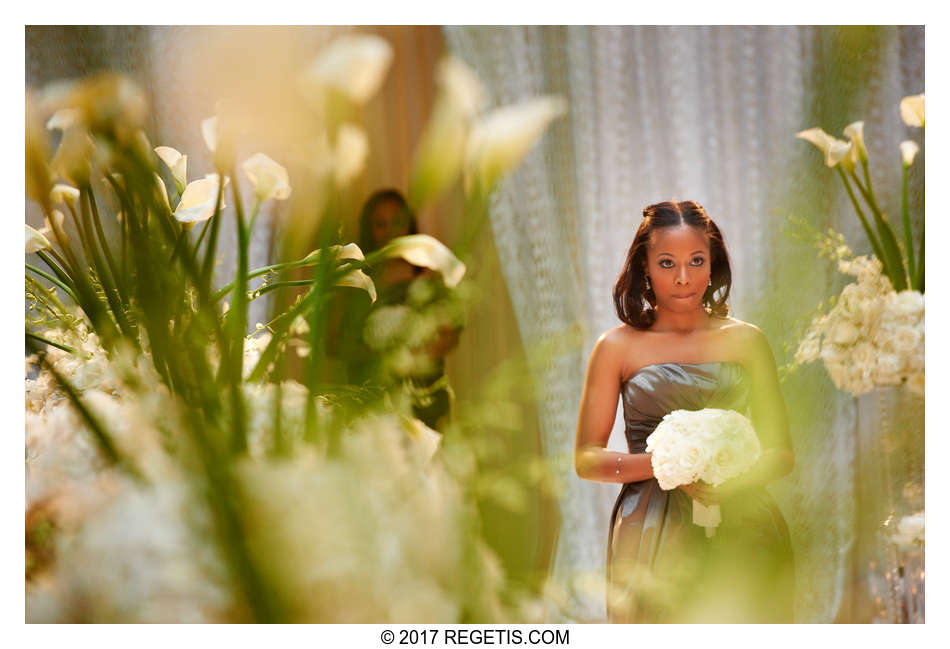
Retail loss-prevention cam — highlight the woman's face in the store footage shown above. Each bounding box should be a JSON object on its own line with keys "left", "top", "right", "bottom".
{"left": 643, "top": 225, "right": 711, "bottom": 312}
{"left": 370, "top": 199, "right": 411, "bottom": 248}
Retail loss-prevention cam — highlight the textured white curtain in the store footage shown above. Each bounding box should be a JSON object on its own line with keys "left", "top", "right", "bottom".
{"left": 444, "top": 25, "right": 923, "bottom": 622}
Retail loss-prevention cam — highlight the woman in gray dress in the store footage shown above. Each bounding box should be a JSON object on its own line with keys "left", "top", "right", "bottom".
{"left": 574, "top": 200, "right": 796, "bottom": 622}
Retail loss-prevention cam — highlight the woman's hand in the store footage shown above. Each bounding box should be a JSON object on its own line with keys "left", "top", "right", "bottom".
{"left": 678, "top": 479, "right": 742, "bottom": 505}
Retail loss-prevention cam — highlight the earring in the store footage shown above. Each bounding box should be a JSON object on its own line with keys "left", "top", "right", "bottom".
{"left": 708, "top": 278, "right": 712, "bottom": 286}
{"left": 645, "top": 276, "right": 652, "bottom": 291}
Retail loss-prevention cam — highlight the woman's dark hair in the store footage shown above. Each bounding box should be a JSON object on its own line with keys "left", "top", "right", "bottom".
{"left": 358, "top": 188, "right": 419, "bottom": 254}
{"left": 613, "top": 200, "right": 732, "bottom": 329}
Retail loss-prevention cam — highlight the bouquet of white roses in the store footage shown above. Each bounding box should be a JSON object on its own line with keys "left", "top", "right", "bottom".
{"left": 793, "top": 242, "right": 924, "bottom": 397}
{"left": 646, "top": 408, "right": 761, "bottom": 537}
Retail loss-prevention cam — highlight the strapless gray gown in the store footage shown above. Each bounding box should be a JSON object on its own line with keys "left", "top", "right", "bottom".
{"left": 606, "top": 361, "right": 795, "bottom": 623}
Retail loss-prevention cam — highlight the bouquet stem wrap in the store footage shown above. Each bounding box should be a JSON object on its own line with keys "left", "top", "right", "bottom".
{"left": 691, "top": 499, "right": 721, "bottom": 537}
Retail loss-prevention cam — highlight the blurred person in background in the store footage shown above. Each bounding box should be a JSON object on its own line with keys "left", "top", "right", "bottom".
{"left": 331, "top": 189, "right": 462, "bottom": 431}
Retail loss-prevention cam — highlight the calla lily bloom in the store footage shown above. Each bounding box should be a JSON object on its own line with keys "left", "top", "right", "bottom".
{"left": 50, "top": 184, "right": 80, "bottom": 211}
{"left": 334, "top": 123, "right": 369, "bottom": 187}
{"left": 796, "top": 127, "right": 853, "bottom": 168}
{"left": 201, "top": 116, "right": 218, "bottom": 153}
{"left": 900, "top": 94, "right": 925, "bottom": 128}
{"left": 241, "top": 153, "right": 292, "bottom": 202}
{"left": 173, "top": 174, "right": 228, "bottom": 223}
{"left": 46, "top": 108, "right": 81, "bottom": 132}
{"left": 50, "top": 125, "right": 95, "bottom": 185}
{"left": 900, "top": 140, "right": 920, "bottom": 167}
{"left": 380, "top": 234, "right": 466, "bottom": 288}
{"left": 302, "top": 34, "right": 394, "bottom": 105}
{"left": 336, "top": 268, "right": 377, "bottom": 303}
{"left": 438, "top": 57, "right": 484, "bottom": 119}
{"left": 155, "top": 173, "right": 171, "bottom": 211}
{"left": 464, "top": 96, "right": 568, "bottom": 193}
{"left": 26, "top": 224, "right": 52, "bottom": 254}
{"left": 154, "top": 146, "right": 188, "bottom": 194}
{"left": 843, "top": 121, "right": 868, "bottom": 164}
{"left": 302, "top": 242, "right": 366, "bottom": 267}
{"left": 408, "top": 57, "right": 485, "bottom": 208}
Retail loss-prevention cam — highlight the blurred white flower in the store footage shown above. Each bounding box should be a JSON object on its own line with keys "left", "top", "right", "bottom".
{"left": 173, "top": 175, "right": 228, "bottom": 224}
{"left": 154, "top": 173, "right": 171, "bottom": 211}
{"left": 26, "top": 224, "right": 52, "bottom": 254}
{"left": 200, "top": 116, "right": 218, "bottom": 153}
{"left": 45, "top": 108, "right": 81, "bottom": 132}
{"left": 900, "top": 140, "right": 920, "bottom": 167}
{"left": 465, "top": 96, "right": 567, "bottom": 193}
{"left": 438, "top": 57, "right": 484, "bottom": 119}
{"left": 154, "top": 146, "right": 188, "bottom": 194}
{"left": 301, "top": 34, "right": 394, "bottom": 105}
{"left": 241, "top": 153, "right": 292, "bottom": 203}
{"left": 333, "top": 123, "right": 368, "bottom": 187}
{"left": 408, "top": 57, "right": 485, "bottom": 207}
{"left": 380, "top": 234, "right": 466, "bottom": 288}
{"left": 50, "top": 183, "right": 80, "bottom": 211}
{"left": 336, "top": 268, "right": 377, "bottom": 303}
{"left": 796, "top": 127, "right": 853, "bottom": 169}
{"left": 843, "top": 121, "right": 868, "bottom": 164}
{"left": 900, "top": 94, "right": 925, "bottom": 128}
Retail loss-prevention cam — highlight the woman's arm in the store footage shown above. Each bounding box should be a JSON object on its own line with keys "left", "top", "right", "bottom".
{"left": 689, "top": 324, "right": 795, "bottom": 504}
{"left": 574, "top": 329, "right": 654, "bottom": 483}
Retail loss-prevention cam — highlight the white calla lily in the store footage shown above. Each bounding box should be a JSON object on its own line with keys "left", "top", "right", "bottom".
{"left": 464, "top": 96, "right": 568, "bottom": 193}
{"left": 900, "top": 140, "right": 920, "bottom": 167}
{"left": 380, "top": 234, "right": 466, "bottom": 288}
{"left": 796, "top": 127, "right": 853, "bottom": 168}
{"left": 408, "top": 58, "right": 485, "bottom": 207}
{"left": 201, "top": 116, "right": 218, "bottom": 152}
{"left": 900, "top": 94, "right": 925, "bottom": 128}
{"left": 241, "top": 153, "right": 292, "bottom": 202}
{"left": 154, "top": 146, "right": 188, "bottom": 194}
{"left": 50, "top": 184, "right": 80, "bottom": 211}
{"left": 333, "top": 123, "right": 369, "bottom": 187}
{"left": 45, "top": 108, "right": 81, "bottom": 132}
{"left": 302, "top": 34, "right": 394, "bottom": 105}
{"left": 843, "top": 121, "right": 868, "bottom": 163}
{"left": 173, "top": 174, "right": 228, "bottom": 223}
{"left": 154, "top": 173, "right": 171, "bottom": 210}
{"left": 302, "top": 242, "right": 366, "bottom": 267}
{"left": 26, "top": 224, "right": 52, "bottom": 254}
{"left": 438, "top": 57, "right": 484, "bottom": 119}
{"left": 336, "top": 268, "right": 377, "bottom": 303}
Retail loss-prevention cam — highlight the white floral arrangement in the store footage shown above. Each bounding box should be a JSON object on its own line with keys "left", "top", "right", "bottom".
{"left": 24, "top": 32, "right": 565, "bottom": 623}
{"left": 646, "top": 408, "right": 761, "bottom": 537}
{"left": 793, "top": 247, "right": 924, "bottom": 398}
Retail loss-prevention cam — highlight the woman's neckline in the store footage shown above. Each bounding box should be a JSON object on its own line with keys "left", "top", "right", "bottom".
{"left": 622, "top": 360, "right": 745, "bottom": 385}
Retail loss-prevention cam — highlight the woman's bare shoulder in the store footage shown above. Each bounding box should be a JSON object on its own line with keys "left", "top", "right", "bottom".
{"left": 716, "top": 317, "right": 775, "bottom": 365}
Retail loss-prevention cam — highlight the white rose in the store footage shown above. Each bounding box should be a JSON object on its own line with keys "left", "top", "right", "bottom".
{"left": 891, "top": 290, "right": 924, "bottom": 319}
{"left": 891, "top": 326, "right": 923, "bottom": 355}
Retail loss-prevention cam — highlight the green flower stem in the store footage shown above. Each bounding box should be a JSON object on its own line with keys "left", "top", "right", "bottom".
{"left": 249, "top": 279, "right": 314, "bottom": 299}
{"left": 26, "top": 264, "right": 78, "bottom": 303}
{"left": 87, "top": 186, "right": 124, "bottom": 304}
{"left": 80, "top": 188, "right": 136, "bottom": 340}
{"left": 26, "top": 330, "right": 75, "bottom": 354}
{"left": 25, "top": 337, "right": 143, "bottom": 482}
{"left": 228, "top": 178, "right": 254, "bottom": 455}
{"left": 35, "top": 250, "right": 76, "bottom": 295}
{"left": 837, "top": 168, "right": 886, "bottom": 263}
{"left": 200, "top": 180, "right": 226, "bottom": 296}
{"left": 849, "top": 165, "right": 908, "bottom": 290}
{"left": 44, "top": 203, "right": 119, "bottom": 346}
{"left": 192, "top": 217, "right": 214, "bottom": 261}
{"left": 901, "top": 164, "right": 916, "bottom": 285}
{"left": 914, "top": 218, "right": 924, "bottom": 293}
